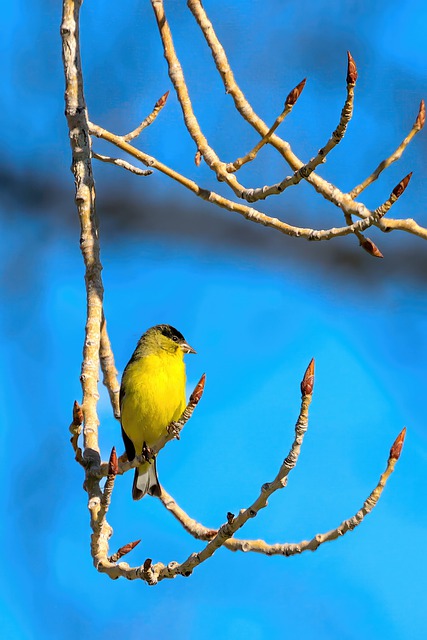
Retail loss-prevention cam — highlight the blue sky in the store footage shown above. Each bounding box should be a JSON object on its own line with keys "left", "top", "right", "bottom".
{"left": 1, "top": 1, "right": 427, "bottom": 639}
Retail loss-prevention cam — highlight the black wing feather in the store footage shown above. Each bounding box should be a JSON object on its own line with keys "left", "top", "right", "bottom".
{"left": 121, "top": 425, "right": 136, "bottom": 461}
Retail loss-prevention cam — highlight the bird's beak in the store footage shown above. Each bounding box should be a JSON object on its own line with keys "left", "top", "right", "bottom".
{"left": 180, "top": 342, "right": 197, "bottom": 354}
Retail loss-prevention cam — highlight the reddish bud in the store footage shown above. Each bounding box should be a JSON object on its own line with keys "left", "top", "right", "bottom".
{"left": 389, "top": 427, "right": 406, "bottom": 461}
{"left": 285, "top": 78, "right": 306, "bottom": 107}
{"left": 143, "top": 558, "right": 152, "bottom": 571}
{"left": 195, "top": 150, "right": 202, "bottom": 167}
{"left": 347, "top": 51, "right": 358, "bottom": 85}
{"left": 360, "top": 237, "right": 384, "bottom": 258}
{"left": 116, "top": 539, "right": 141, "bottom": 560}
{"left": 72, "top": 401, "right": 83, "bottom": 426}
{"left": 415, "top": 99, "right": 425, "bottom": 130}
{"left": 108, "top": 447, "right": 119, "bottom": 476}
{"left": 226, "top": 512, "right": 235, "bottom": 524}
{"left": 190, "top": 373, "right": 206, "bottom": 404}
{"left": 155, "top": 90, "right": 169, "bottom": 108}
{"left": 301, "top": 358, "right": 315, "bottom": 396}
{"left": 392, "top": 172, "right": 412, "bottom": 199}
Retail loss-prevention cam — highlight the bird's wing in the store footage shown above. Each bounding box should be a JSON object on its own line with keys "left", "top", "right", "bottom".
{"left": 121, "top": 425, "right": 136, "bottom": 462}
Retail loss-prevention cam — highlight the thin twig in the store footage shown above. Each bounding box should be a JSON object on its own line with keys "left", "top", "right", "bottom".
{"left": 150, "top": 0, "right": 248, "bottom": 199}
{"left": 187, "top": 0, "right": 426, "bottom": 239}
{"left": 92, "top": 152, "right": 152, "bottom": 176}
{"left": 89, "top": 121, "right": 388, "bottom": 241}
{"left": 123, "top": 91, "right": 170, "bottom": 142}
{"left": 100, "top": 314, "right": 121, "bottom": 419}
{"left": 350, "top": 100, "right": 425, "bottom": 199}
{"left": 226, "top": 79, "right": 307, "bottom": 173}
{"left": 158, "top": 431, "right": 406, "bottom": 557}
{"left": 237, "top": 53, "right": 357, "bottom": 203}
{"left": 152, "top": 359, "right": 315, "bottom": 582}
{"left": 92, "top": 359, "right": 315, "bottom": 583}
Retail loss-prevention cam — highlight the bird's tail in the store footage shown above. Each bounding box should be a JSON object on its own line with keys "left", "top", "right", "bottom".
{"left": 132, "top": 458, "right": 160, "bottom": 500}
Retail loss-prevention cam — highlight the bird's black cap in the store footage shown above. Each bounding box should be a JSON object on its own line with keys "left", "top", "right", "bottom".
{"left": 157, "top": 324, "right": 185, "bottom": 342}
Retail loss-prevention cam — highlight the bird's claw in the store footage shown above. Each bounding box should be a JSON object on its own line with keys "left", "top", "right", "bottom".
{"left": 142, "top": 441, "right": 155, "bottom": 462}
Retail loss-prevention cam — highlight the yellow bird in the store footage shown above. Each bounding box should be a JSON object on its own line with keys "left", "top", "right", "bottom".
{"left": 120, "top": 324, "right": 196, "bottom": 500}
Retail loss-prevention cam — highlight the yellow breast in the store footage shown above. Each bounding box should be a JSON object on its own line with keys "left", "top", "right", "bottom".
{"left": 120, "top": 352, "right": 186, "bottom": 454}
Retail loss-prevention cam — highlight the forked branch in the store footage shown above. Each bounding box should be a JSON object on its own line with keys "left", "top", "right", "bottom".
{"left": 61, "top": 0, "right": 411, "bottom": 585}
{"left": 86, "top": 359, "right": 406, "bottom": 583}
{"left": 86, "top": 0, "right": 427, "bottom": 247}
{"left": 186, "top": 0, "right": 426, "bottom": 243}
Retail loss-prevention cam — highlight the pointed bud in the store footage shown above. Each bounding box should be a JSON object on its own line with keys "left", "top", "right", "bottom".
{"left": 360, "top": 237, "right": 384, "bottom": 258}
{"left": 72, "top": 401, "right": 83, "bottom": 426}
{"left": 415, "top": 99, "right": 425, "bottom": 130}
{"left": 155, "top": 90, "right": 169, "bottom": 108}
{"left": 227, "top": 512, "right": 235, "bottom": 524}
{"left": 392, "top": 172, "right": 412, "bottom": 199}
{"left": 301, "top": 359, "right": 315, "bottom": 396}
{"left": 195, "top": 150, "right": 202, "bottom": 167}
{"left": 190, "top": 373, "right": 206, "bottom": 404}
{"left": 143, "top": 558, "right": 152, "bottom": 571}
{"left": 389, "top": 427, "right": 406, "bottom": 461}
{"left": 115, "top": 539, "right": 141, "bottom": 560}
{"left": 347, "top": 51, "right": 358, "bottom": 85}
{"left": 108, "top": 447, "right": 119, "bottom": 476}
{"left": 285, "top": 78, "right": 307, "bottom": 107}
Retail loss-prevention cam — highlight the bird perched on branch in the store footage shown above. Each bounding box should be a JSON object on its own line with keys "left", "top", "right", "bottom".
{"left": 120, "top": 324, "right": 196, "bottom": 500}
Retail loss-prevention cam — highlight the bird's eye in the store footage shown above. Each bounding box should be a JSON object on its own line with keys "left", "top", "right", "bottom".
{"left": 172, "top": 335, "right": 179, "bottom": 342}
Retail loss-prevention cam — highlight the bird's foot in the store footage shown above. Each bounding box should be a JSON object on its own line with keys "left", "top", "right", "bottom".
{"left": 142, "top": 441, "right": 156, "bottom": 462}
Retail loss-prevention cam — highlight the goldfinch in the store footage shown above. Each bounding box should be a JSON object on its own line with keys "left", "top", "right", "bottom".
{"left": 120, "top": 324, "right": 196, "bottom": 500}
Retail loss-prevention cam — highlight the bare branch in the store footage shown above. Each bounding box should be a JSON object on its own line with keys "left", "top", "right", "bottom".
{"left": 89, "top": 121, "right": 388, "bottom": 241}
{"left": 61, "top": 0, "right": 103, "bottom": 467}
{"left": 100, "top": 314, "right": 121, "bottom": 419}
{"left": 92, "top": 152, "right": 152, "bottom": 176}
{"left": 149, "top": 358, "right": 316, "bottom": 582}
{"left": 350, "top": 100, "right": 425, "bottom": 199}
{"left": 61, "top": 0, "right": 108, "bottom": 569}
{"left": 159, "top": 426, "right": 406, "bottom": 559}
{"left": 240, "top": 53, "right": 357, "bottom": 203}
{"left": 187, "top": 0, "right": 426, "bottom": 239}
{"left": 123, "top": 91, "right": 170, "bottom": 142}
{"left": 226, "top": 79, "right": 307, "bottom": 173}
{"left": 150, "top": 0, "right": 247, "bottom": 199}
{"left": 62, "top": 0, "right": 415, "bottom": 585}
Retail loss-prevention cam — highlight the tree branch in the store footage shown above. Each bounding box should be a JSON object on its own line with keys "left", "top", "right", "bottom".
{"left": 100, "top": 314, "right": 121, "bottom": 419}
{"left": 226, "top": 78, "right": 307, "bottom": 173}
{"left": 123, "top": 90, "right": 170, "bottom": 142}
{"left": 92, "top": 152, "right": 153, "bottom": 176}
{"left": 187, "top": 0, "right": 426, "bottom": 239}
{"left": 350, "top": 100, "right": 425, "bottom": 199}
{"left": 89, "top": 121, "right": 390, "bottom": 241}
{"left": 159, "top": 427, "right": 406, "bottom": 556}
{"left": 61, "top": 0, "right": 107, "bottom": 566}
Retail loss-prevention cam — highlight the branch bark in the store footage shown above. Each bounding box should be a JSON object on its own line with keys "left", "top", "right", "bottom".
{"left": 61, "top": 0, "right": 412, "bottom": 584}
